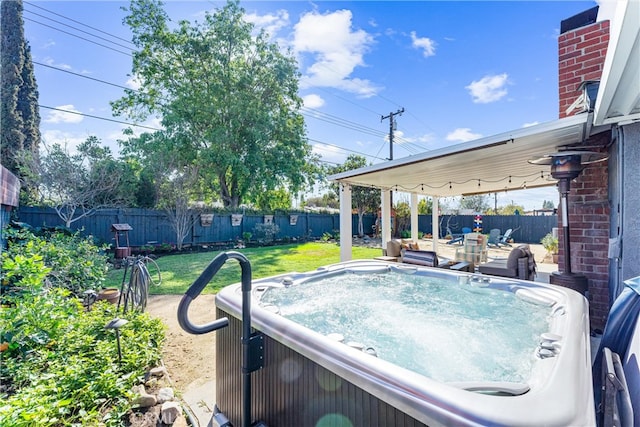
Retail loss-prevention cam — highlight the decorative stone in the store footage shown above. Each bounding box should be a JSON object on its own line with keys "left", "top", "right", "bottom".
{"left": 144, "top": 377, "right": 158, "bottom": 389}
{"left": 172, "top": 414, "right": 189, "bottom": 427}
{"left": 149, "top": 366, "right": 168, "bottom": 377}
{"left": 131, "top": 384, "right": 157, "bottom": 408}
{"left": 156, "top": 387, "right": 175, "bottom": 403}
{"left": 161, "top": 401, "right": 182, "bottom": 424}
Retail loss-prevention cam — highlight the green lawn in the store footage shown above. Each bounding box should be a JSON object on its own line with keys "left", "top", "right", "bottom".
{"left": 104, "top": 242, "right": 382, "bottom": 295}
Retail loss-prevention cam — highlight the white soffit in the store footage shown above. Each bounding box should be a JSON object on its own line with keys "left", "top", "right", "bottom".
{"left": 594, "top": 0, "right": 640, "bottom": 125}
{"left": 328, "top": 115, "right": 591, "bottom": 198}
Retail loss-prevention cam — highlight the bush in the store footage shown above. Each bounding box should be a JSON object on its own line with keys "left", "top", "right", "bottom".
{"left": 0, "top": 226, "right": 165, "bottom": 426}
{"left": 253, "top": 223, "right": 280, "bottom": 245}
{"left": 2, "top": 227, "right": 109, "bottom": 297}
{"left": 541, "top": 232, "right": 559, "bottom": 254}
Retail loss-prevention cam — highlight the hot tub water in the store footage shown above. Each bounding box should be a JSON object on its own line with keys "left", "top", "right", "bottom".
{"left": 260, "top": 270, "right": 550, "bottom": 384}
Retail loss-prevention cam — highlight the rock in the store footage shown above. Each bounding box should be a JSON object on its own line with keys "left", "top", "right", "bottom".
{"left": 128, "top": 405, "right": 160, "bottom": 427}
{"left": 144, "top": 377, "right": 158, "bottom": 389}
{"left": 172, "top": 413, "right": 189, "bottom": 427}
{"left": 157, "top": 387, "right": 175, "bottom": 403}
{"left": 131, "top": 384, "right": 157, "bottom": 408}
{"left": 149, "top": 366, "right": 168, "bottom": 377}
{"left": 161, "top": 401, "right": 182, "bottom": 424}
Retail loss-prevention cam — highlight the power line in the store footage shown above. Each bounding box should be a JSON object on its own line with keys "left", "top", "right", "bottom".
{"left": 24, "top": 17, "right": 132, "bottom": 56}
{"left": 24, "top": 9, "right": 134, "bottom": 51}
{"left": 24, "top": 1, "right": 135, "bottom": 45}
{"left": 307, "top": 138, "right": 386, "bottom": 161}
{"left": 39, "top": 105, "right": 161, "bottom": 131}
{"left": 26, "top": 4, "right": 425, "bottom": 163}
{"left": 34, "top": 61, "right": 133, "bottom": 91}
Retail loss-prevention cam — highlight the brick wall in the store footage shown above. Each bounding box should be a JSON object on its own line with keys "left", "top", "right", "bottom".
{"left": 557, "top": 150, "right": 610, "bottom": 329}
{"left": 558, "top": 20, "right": 610, "bottom": 118}
{"left": 557, "top": 17, "right": 611, "bottom": 330}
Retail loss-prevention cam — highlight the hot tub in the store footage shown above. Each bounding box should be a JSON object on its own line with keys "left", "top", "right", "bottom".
{"left": 214, "top": 260, "right": 594, "bottom": 426}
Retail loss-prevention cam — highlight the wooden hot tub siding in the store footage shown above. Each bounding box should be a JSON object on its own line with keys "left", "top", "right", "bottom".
{"left": 215, "top": 307, "right": 429, "bottom": 427}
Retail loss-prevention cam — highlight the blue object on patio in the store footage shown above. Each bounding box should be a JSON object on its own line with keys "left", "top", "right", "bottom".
{"left": 498, "top": 228, "right": 514, "bottom": 246}
{"left": 487, "top": 228, "right": 502, "bottom": 247}
{"left": 447, "top": 226, "right": 472, "bottom": 245}
{"left": 592, "top": 275, "right": 640, "bottom": 427}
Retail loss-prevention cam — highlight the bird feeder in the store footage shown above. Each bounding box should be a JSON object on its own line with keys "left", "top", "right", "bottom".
{"left": 111, "top": 223, "right": 133, "bottom": 259}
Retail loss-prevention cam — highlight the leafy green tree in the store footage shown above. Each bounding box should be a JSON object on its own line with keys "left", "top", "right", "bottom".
{"left": 394, "top": 201, "right": 411, "bottom": 237}
{"left": 542, "top": 199, "right": 555, "bottom": 209}
{"left": 304, "top": 193, "right": 339, "bottom": 210}
{"left": 497, "top": 203, "right": 526, "bottom": 215}
{"left": 113, "top": 0, "right": 319, "bottom": 208}
{"left": 330, "top": 155, "right": 381, "bottom": 236}
{"left": 255, "top": 188, "right": 292, "bottom": 212}
{"left": 1, "top": 0, "right": 40, "bottom": 193}
{"left": 418, "top": 197, "right": 432, "bottom": 214}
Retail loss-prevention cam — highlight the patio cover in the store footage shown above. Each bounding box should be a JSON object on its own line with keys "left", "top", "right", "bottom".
{"left": 328, "top": 114, "right": 601, "bottom": 197}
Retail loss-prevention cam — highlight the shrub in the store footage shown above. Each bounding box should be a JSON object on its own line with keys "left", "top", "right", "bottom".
{"left": 253, "top": 223, "right": 279, "bottom": 245}
{"left": 2, "top": 227, "right": 109, "bottom": 296}
{"left": 0, "top": 226, "right": 164, "bottom": 426}
{"left": 541, "top": 232, "right": 559, "bottom": 254}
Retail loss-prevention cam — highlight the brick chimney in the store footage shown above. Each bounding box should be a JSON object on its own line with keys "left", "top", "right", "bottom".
{"left": 558, "top": 6, "right": 610, "bottom": 118}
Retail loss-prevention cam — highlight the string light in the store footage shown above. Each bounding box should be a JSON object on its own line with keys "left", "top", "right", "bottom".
{"left": 343, "top": 171, "right": 549, "bottom": 195}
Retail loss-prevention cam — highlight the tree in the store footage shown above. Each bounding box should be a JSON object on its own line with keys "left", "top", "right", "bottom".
{"left": 113, "top": 0, "right": 319, "bottom": 208}
{"left": 542, "top": 199, "right": 555, "bottom": 209}
{"left": 497, "top": 203, "right": 526, "bottom": 215}
{"left": 459, "top": 195, "right": 490, "bottom": 213}
{"left": 1, "top": 0, "right": 41, "bottom": 188}
{"left": 329, "top": 155, "right": 381, "bottom": 237}
{"left": 21, "top": 137, "right": 122, "bottom": 227}
{"left": 304, "top": 193, "right": 339, "bottom": 210}
{"left": 418, "top": 197, "right": 432, "bottom": 214}
{"left": 255, "top": 188, "right": 292, "bottom": 212}
{"left": 157, "top": 167, "right": 201, "bottom": 250}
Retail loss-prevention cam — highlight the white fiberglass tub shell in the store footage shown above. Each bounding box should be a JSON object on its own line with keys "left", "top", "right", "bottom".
{"left": 214, "top": 260, "right": 595, "bottom": 427}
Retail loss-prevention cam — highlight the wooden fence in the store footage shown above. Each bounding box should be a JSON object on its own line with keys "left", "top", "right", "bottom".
{"left": 15, "top": 207, "right": 557, "bottom": 249}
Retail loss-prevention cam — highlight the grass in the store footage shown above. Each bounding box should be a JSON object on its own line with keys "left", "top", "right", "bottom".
{"left": 105, "top": 241, "right": 382, "bottom": 295}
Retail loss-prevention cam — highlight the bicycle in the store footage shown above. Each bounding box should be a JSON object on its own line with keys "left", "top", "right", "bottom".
{"left": 117, "top": 255, "right": 161, "bottom": 313}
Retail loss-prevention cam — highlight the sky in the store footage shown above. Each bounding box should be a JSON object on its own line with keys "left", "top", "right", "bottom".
{"left": 20, "top": 0, "right": 615, "bottom": 211}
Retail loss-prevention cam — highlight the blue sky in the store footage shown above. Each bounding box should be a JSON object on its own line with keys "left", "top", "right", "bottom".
{"left": 22, "top": 0, "right": 612, "bottom": 210}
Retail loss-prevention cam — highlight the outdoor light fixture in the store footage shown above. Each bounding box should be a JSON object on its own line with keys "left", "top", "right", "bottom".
{"left": 528, "top": 151, "right": 608, "bottom": 294}
{"left": 105, "top": 318, "right": 129, "bottom": 363}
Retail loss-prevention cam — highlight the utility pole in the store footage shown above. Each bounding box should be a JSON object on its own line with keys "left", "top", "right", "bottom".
{"left": 381, "top": 108, "right": 404, "bottom": 236}
{"left": 381, "top": 108, "right": 405, "bottom": 162}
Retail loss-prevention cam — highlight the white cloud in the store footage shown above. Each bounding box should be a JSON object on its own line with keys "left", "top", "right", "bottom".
{"left": 303, "top": 94, "right": 325, "bottom": 108}
{"left": 244, "top": 9, "right": 289, "bottom": 37}
{"left": 126, "top": 75, "right": 142, "bottom": 90}
{"left": 410, "top": 31, "right": 436, "bottom": 57}
{"left": 44, "top": 104, "right": 83, "bottom": 124}
{"left": 523, "top": 121, "right": 539, "bottom": 128}
{"left": 446, "top": 128, "right": 482, "bottom": 142}
{"left": 293, "top": 9, "right": 379, "bottom": 97}
{"left": 312, "top": 142, "right": 347, "bottom": 164}
{"left": 466, "top": 73, "right": 509, "bottom": 104}
{"left": 43, "top": 56, "right": 72, "bottom": 71}
{"left": 41, "top": 130, "right": 87, "bottom": 154}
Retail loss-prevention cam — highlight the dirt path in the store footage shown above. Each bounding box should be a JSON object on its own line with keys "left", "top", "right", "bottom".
{"left": 146, "top": 294, "right": 218, "bottom": 390}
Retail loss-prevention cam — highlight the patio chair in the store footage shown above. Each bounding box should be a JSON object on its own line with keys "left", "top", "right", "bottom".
{"left": 447, "top": 226, "right": 472, "bottom": 245}
{"left": 487, "top": 229, "right": 502, "bottom": 248}
{"left": 498, "top": 228, "right": 514, "bottom": 247}
{"left": 478, "top": 244, "right": 536, "bottom": 280}
{"left": 454, "top": 233, "right": 488, "bottom": 268}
